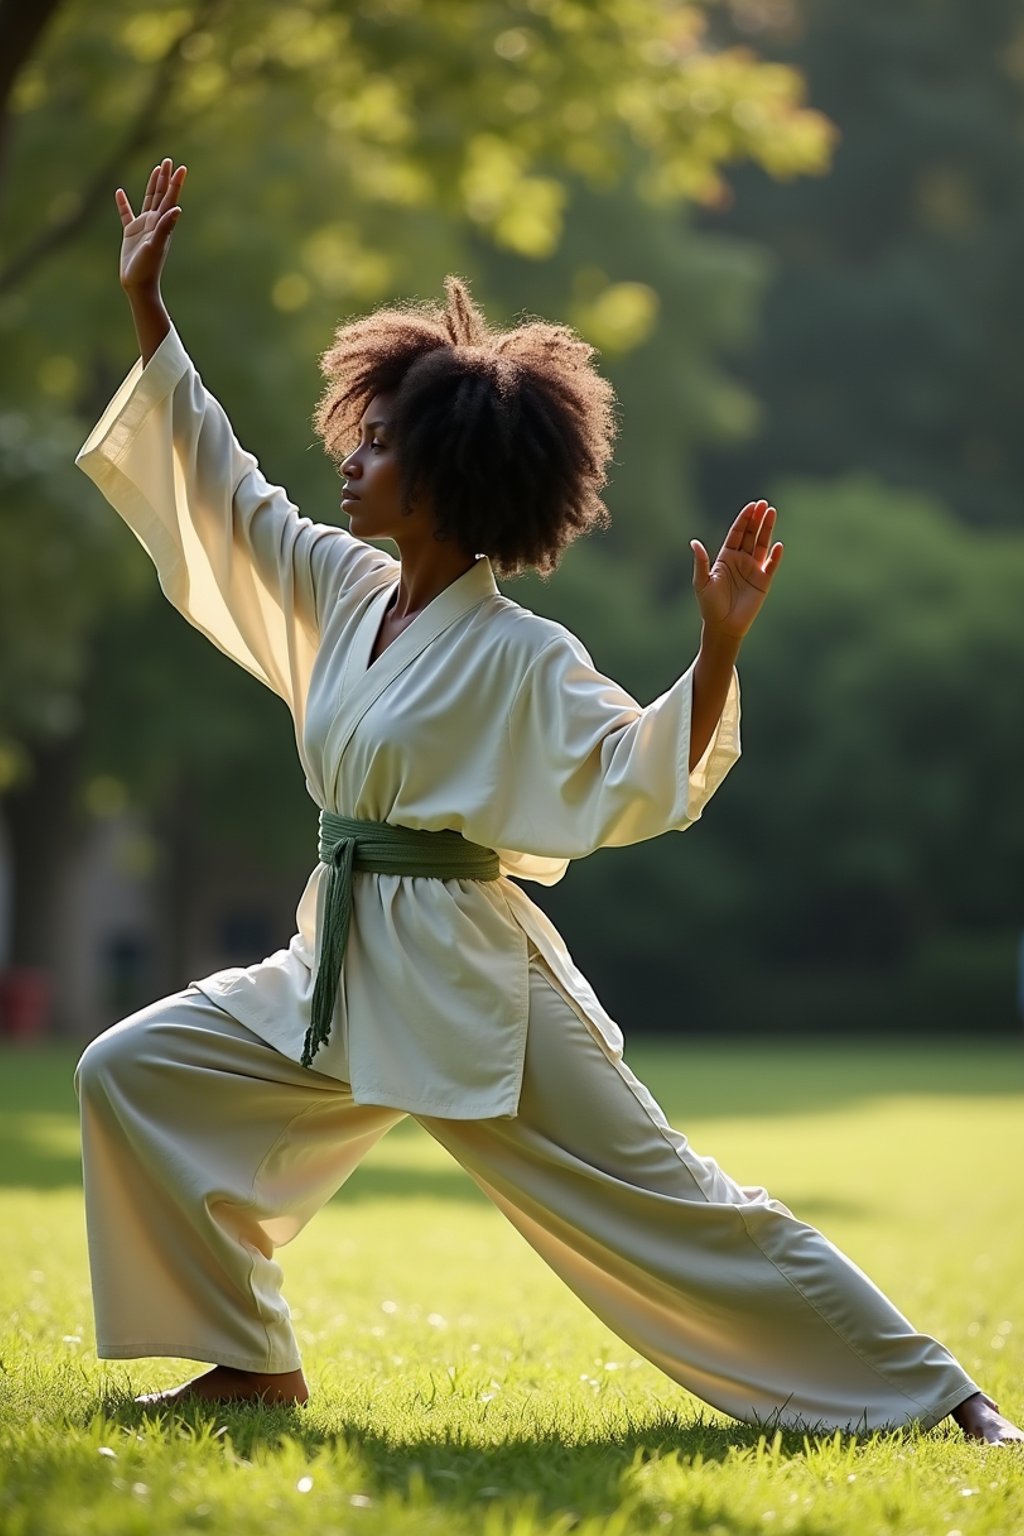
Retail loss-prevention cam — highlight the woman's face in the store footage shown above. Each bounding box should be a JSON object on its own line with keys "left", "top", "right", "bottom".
{"left": 339, "top": 392, "right": 429, "bottom": 546}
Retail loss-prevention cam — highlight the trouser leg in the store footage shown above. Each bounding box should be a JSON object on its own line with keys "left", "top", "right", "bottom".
{"left": 418, "top": 955, "right": 980, "bottom": 1433}
{"left": 74, "top": 987, "right": 403, "bottom": 1373}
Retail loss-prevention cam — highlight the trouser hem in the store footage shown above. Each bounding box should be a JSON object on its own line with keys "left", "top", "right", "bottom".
{"left": 96, "top": 1342, "right": 303, "bottom": 1373}
{"left": 914, "top": 1379, "right": 984, "bottom": 1433}
{"left": 734, "top": 1205, "right": 978, "bottom": 1428}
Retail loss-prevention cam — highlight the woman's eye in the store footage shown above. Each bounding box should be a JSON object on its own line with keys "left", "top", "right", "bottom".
{"left": 371, "top": 439, "right": 386, "bottom": 452}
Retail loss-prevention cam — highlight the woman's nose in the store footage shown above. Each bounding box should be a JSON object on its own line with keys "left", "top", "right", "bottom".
{"left": 340, "top": 451, "right": 360, "bottom": 478}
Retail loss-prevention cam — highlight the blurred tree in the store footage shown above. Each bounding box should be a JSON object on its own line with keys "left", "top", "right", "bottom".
{"left": 0, "top": 0, "right": 62, "bottom": 177}
{"left": 551, "top": 473, "right": 1024, "bottom": 1035}
{"left": 1, "top": 0, "right": 831, "bottom": 293}
{"left": 697, "top": 0, "right": 1024, "bottom": 531}
{"left": 664, "top": 0, "right": 1024, "bottom": 1032}
{"left": 0, "top": 0, "right": 831, "bottom": 1009}
{"left": 727, "top": 476, "right": 1023, "bottom": 943}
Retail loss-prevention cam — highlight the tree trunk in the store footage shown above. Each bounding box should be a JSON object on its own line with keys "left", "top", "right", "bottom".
{"left": 3, "top": 723, "right": 88, "bottom": 1033}
{"left": 0, "top": 0, "right": 65, "bottom": 188}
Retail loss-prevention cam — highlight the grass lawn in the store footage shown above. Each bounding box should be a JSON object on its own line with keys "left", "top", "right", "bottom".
{"left": 1, "top": 1036, "right": 1021, "bottom": 1534}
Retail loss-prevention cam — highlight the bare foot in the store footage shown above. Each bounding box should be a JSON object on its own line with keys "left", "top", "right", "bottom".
{"left": 951, "top": 1391, "right": 1024, "bottom": 1444}
{"left": 134, "top": 1364, "right": 309, "bottom": 1408}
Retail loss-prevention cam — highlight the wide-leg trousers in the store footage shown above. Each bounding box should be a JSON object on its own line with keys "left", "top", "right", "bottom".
{"left": 74, "top": 949, "right": 978, "bottom": 1432}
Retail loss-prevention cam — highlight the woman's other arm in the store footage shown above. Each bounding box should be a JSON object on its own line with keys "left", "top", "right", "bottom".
{"left": 690, "top": 627, "right": 741, "bottom": 772}
{"left": 478, "top": 500, "right": 782, "bottom": 866}
{"left": 688, "top": 498, "right": 783, "bottom": 769}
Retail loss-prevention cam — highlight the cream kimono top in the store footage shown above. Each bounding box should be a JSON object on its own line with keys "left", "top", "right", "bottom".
{"left": 76, "top": 325, "right": 741, "bottom": 1118}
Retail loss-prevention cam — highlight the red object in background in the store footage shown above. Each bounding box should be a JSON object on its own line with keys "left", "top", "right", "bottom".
{"left": 0, "top": 967, "right": 52, "bottom": 1040}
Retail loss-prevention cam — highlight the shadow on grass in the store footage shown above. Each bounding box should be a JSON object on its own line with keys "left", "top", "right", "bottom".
{"left": 77, "top": 1388, "right": 941, "bottom": 1527}
{"left": 0, "top": 1132, "right": 82, "bottom": 1191}
{"left": 0, "top": 1118, "right": 488, "bottom": 1204}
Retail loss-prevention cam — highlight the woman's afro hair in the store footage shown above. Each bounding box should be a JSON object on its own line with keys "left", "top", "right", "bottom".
{"left": 312, "top": 275, "right": 618, "bottom": 578}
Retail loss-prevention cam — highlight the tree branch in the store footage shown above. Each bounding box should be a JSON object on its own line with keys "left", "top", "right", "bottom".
{"left": 0, "top": 0, "right": 65, "bottom": 152}
{"left": 0, "top": 0, "right": 65, "bottom": 199}
{"left": 0, "top": 0, "right": 222, "bottom": 297}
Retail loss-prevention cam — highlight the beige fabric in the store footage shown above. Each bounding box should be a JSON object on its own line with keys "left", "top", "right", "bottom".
{"left": 74, "top": 956, "right": 977, "bottom": 1432}
{"left": 75, "top": 325, "right": 740, "bottom": 1118}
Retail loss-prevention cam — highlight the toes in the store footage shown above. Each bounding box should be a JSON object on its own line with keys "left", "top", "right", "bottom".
{"left": 134, "top": 1389, "right": 189, "bottom": 1407}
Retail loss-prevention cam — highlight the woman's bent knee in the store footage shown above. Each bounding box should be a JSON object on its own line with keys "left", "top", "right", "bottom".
{"left": 75, "top": 1016, "right": 147, "bottom": 1102}
{"left": 74, "top": 992, "right": 195, "bottom": 1102}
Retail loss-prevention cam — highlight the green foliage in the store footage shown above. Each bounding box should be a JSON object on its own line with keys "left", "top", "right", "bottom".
{"left": 534, "top": 473, "right": 1024, "bottom": 1036}
{"left": 521, "top": 0, "right": 1024, "bottom": 1035}
{"left": 3, "top": 0, "right": 831, "bottom": 277}
{"left": 735, "top": 474, "right": 1024, "bottom": 945}
{"left": 2, "top": 1040, "right": 1023, "bottom": 1533}
{"left": 699, "top": 0, "right": 1024, "bottom": 530}
{"left": 0, "top": 403, "right": 152, "bottom": 766}
{"left": 0, "top": 0, "right": 827, "bottom": 804}
{"left": 9, "top": 0, "right": 1018, "bottom": 1041}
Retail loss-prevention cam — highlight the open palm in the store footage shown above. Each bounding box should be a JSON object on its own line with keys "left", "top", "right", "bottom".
{"left": 691, "top": 499, "right": 783, "bottom": 640}
{"left": 116, "top": 158, "right": 187, "bottom": 292}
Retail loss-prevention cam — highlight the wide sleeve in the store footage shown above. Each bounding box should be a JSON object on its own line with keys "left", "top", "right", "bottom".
{"left": 74, "top": 324, "right": 393, "bottom": 721}
{"left": 485, "top": 628, "right": 741, "bottom": 886}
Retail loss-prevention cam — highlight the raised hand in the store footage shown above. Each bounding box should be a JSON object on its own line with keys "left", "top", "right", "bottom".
{"left": 690, "top": 499, "right": 784, "bottom": 640}
{"left": 116, "top": 158, "right": 187, "bottom": 296}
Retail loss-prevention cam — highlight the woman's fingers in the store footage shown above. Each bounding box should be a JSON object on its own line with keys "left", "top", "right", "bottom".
{"left": 730, "top": 500, "right": 777, "bottom": 562}
{"left": 154, "top": 205, "right": 182, "bottom": 248}
{"left": 724, "top": 499, "right": 768, "bottom": 550}
{"left": 155, "top": 164, "right": 187, "bottom": 217}
{"left": 742, "top": 502, "right": 774, "bottom": 556}
{"left": 715, "top": 499, "right": 781, "bottom": 573}
{"left": 118, "top": 160, "right": 185, "bottom": 231}
{"left": 752, "top": 505, "right": 777, "bottom": 559}
{"left": 140, "top": 160, "right": 166, "bottom": 216}
{"left": 141, "top": 157, "right": 186, "bottom": 218}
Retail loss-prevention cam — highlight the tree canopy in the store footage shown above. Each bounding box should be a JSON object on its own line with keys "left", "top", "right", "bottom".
{"left": 4, "top": 0, "right": 1019, "bottom": 1036}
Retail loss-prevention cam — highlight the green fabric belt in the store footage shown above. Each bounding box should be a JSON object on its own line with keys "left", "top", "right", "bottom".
{"left": 302, "top": 810, "right": 501, "bottom": 1067}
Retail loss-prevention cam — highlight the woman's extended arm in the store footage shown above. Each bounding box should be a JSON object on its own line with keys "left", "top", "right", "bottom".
{"left": 461, "top": 503, "right": 777, "bottom": 870}
{"left": 77, "top": 156, "right": 395, "bottom": 721}
{"left": 688, "top": 498, "right": 783, "bottom": 769}
{"left": 115, "top": 157, "right": 185, "bottom": 365}
{"left": 690, "top": 627, "right": 741, "bottom": 772}
{"left": 125, "top": 292, "right": 172, "bottom": 370}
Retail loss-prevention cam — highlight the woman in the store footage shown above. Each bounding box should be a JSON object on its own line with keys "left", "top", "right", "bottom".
{"left": 74, "top": 159, "right": 1018, "bottom": 1442}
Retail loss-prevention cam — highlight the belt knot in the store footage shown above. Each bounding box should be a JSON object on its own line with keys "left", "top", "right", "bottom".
{"left": 302, "top": 811, "right": 500, "bottom": 1067}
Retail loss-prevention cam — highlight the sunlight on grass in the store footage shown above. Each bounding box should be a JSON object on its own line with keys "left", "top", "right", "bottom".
{"left": 3, "top": 1111, "right": 81, "bottom": 1160}
{"left": 1, "top": 1041, "right": 1021, "bottom": 1534}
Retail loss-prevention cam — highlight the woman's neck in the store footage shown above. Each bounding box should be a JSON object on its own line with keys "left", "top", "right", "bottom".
{"left": 387, "top": 540, "right": 480, "bottom": 619}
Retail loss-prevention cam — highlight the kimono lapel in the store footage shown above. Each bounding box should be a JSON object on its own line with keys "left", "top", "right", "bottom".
{"left": 336, "top": 577, "right": 396, "bottom": 706}
{"left": 325, "top": 557, "right": 497, "bottom": 806}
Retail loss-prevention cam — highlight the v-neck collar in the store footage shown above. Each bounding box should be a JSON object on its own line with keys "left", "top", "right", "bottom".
{"left": 358, "top": 556, "right": 497, "bottom": 680}
{"left": 324, "top": 557, "right": 498, "bottom": 807}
